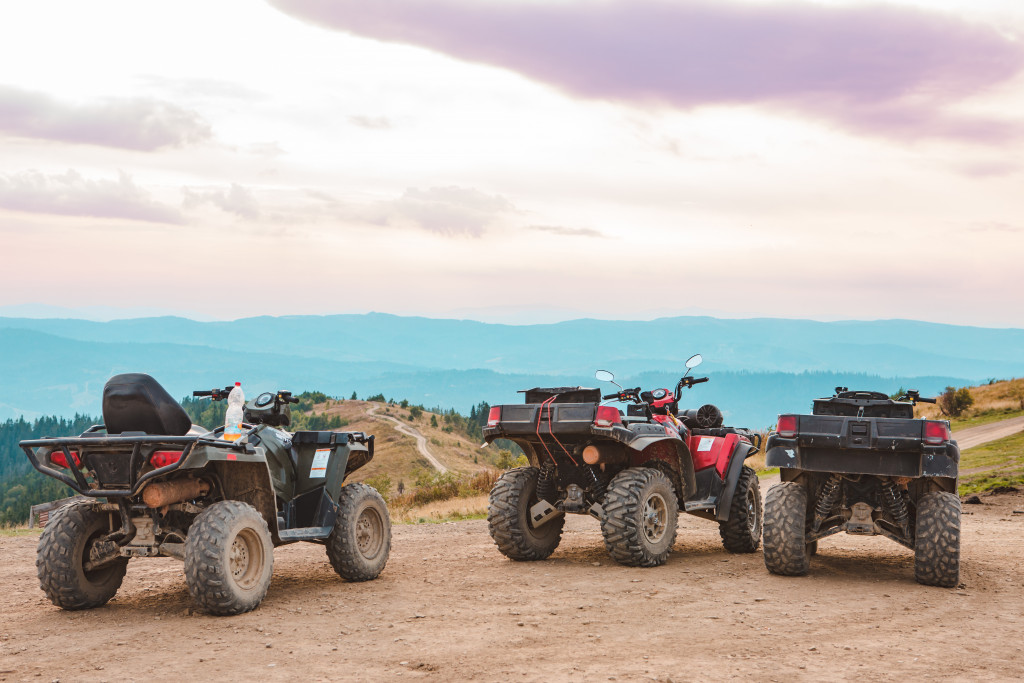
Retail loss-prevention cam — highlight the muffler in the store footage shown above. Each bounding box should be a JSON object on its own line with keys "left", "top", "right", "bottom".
{"left": 142, "top": 478, "right": 209, "bottom": 508}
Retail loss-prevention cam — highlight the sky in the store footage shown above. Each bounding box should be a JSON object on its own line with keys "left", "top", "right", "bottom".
{"left": 0, "top": 0, "right": 1022, "bottom": 326}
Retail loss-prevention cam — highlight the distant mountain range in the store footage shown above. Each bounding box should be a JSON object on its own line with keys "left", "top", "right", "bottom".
{"left": 0, "top": 313, "right": 1020, "bottom": 427}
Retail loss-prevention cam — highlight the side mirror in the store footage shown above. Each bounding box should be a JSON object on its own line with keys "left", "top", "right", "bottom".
{"left": 685, "top": 354, "right": 703, "bottom": 370}
{"left": 595, "top": 370, "right": 615, "bottom": 383}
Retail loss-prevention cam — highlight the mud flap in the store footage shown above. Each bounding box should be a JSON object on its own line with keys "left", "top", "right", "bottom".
{"left": 715, "top": 444, "right": 757, "bottom": 522}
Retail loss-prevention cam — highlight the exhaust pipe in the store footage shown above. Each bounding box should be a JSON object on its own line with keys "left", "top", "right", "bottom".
{"left": 142, "top": 478, "right": 209, "bottom": 508}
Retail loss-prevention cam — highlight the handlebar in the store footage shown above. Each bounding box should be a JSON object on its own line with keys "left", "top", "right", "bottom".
{"left": 915, "top": 397, "right": 936, "bottom": 404}
{"left": 193, "top": 386, "right": 234, "bottom": 400}
{"left": 603, "top": 387, "right": 642, "bottom": 402}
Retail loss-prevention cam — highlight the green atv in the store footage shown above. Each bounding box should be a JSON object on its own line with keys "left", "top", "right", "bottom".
{"left": 20, "top": 373, "right": 390, "bottom": 615}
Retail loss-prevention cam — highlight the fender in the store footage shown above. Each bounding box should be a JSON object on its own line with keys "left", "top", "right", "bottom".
{"left": 715, "top": 439, "right": 759, "bottom": 522}
{"left": 627, "top": 435, "right": 697, "bottom": 500}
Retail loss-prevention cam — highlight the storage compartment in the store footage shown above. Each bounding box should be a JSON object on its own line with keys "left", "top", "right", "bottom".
{"left": 521, "top": 387, "right": 601, "bottom": 404}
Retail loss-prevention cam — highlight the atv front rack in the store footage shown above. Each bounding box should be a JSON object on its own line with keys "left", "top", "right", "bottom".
{"left": 21, "top": 424, "right": 255, "bottom": 498}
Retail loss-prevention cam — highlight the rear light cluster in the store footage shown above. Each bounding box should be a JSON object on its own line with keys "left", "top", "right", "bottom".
{"left": 150, "top": 451, "right": 184, "bottom": 468}
{"left": 51, "top": 450, "right": 80, "bottom": 468}
{"left": 923, "top": 421, "right": 951, "bottom": 445}
{"left": 594, "top": 406, "right": 622, "bottom": 428}
{"left": 486, "top": 406, "right": 501, "bottom": 427}
{"left": 776, "top": 415, "right": 797, "bottom": 438}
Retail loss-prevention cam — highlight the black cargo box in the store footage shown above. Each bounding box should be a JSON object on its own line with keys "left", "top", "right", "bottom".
{"left": 520, "top": 387, "right": 601, "bottom": 404}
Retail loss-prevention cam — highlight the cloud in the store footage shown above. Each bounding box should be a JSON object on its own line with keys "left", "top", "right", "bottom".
{"left": 269, "top": 0, "right": 1024, "bottom": 143}
{"left": 362, "top": 186, "right": 516, "bottom": 236}
{"left": 182, "top": 184, "right": 261, "bottom": 220}
{"left": 0, "top": 85, "right": 212, "bottom": 150}
{"left": 0, "top": 169, "right": 184, "bottom": 223}
{"left": 348, "top": 115, "right": 393, "bottom": 130}
{"left": 966, "top": 221, "right": 1022, "bottom": 233}
{"left": 529, "top": 224, "right": 606, "bottom": 238}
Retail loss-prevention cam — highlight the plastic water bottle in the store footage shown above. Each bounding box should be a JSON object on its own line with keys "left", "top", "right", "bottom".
{"left": 223, "top": 382, "right": 245, "bottom": 441}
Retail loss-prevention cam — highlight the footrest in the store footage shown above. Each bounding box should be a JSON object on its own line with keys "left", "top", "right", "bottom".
{"left": 278, "top": 526, "right": 333, "bottom": 542}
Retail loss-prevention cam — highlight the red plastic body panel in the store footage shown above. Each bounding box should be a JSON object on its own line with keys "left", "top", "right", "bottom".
{"left": 687, "top": 432, "right": 739, "bottom": 477}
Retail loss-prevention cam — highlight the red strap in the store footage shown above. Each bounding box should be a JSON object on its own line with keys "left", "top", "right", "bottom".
{"left": 545, "top": 398, "right": 578, "bottom": 465}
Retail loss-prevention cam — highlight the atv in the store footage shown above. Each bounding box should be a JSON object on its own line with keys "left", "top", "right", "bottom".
{"left": 21, "top": 373, "right": 390, "bottom": 615}
{"left": 762, "top": 388, "right": 961, "bottom": 587}
{"left": 482, "top": 354, "right": 763, "bottom": 567}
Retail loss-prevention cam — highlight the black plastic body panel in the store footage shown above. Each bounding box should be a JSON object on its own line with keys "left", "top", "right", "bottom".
{"left": 766, "top": 413, "right": 959, "bottom": 479}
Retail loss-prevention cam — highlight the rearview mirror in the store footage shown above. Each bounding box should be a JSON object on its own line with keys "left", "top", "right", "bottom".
{"left": 685, "top": 354, "right": 703, "bottom": 369}
{"left": 595, "top": 370, "right": 615, "bottom": 383}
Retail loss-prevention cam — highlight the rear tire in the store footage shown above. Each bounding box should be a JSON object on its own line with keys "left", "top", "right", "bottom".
{"left": 184, "top": 500, "right": 274, "bottom": 616}
{"left": 601, "top": 468, "right": 678, "bottom": 567}
{"left": 763, "top": 482, "right": 810, "bottom": 576}
{"left": 36, "top": 501, "right": 128, "bottom": 610}
{"left": 718, "top": 466, "right": 762, "bottom": 553}
{"left": 326, "top": 483, "right": 392, "bottom": 581}
{"left": 488, "top": 467, "right": 564, "bottom": 561}
{"left": 914, "top": 491, "right": 961, "bottom": 588}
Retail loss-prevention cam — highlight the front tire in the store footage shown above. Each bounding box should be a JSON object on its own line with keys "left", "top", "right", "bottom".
{"left": 914, "top": 491, "right": 961, "bottom": 588}
{"left": 601, "top": 468, "right": 678, "bottom": 567}
{"left": 763, "top": 482, "right": 810, "bottom": 576}
{"left": 718, "top": 466, "right": 762, "bottom": 553}
{"left": 184, "top": 500, "right": 274, "bottom": 616}
{"left": 488, "top": 467, "right": 565, "bottom": 561}
{"left": 326, "top": 483, "right": 392, "bottom": 581}
{"left": 37, "top": 501, "right": 128, "bottom": 610}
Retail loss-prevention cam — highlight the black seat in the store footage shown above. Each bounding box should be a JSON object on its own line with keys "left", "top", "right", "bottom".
{"left": 102, "top": 373, "right": 191, "bottom": 436}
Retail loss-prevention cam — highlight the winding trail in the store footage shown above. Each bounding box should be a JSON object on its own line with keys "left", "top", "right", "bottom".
{"left": 952, "top": 416, "right": 1024, "bottom": 451}
{"left": 366, "top": 404, "right": 449, "bottom": 473}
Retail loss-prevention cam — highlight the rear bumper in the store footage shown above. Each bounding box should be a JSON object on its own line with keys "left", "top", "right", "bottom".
{"left": 765, "top": 439, "right": 959, "bottom": 478}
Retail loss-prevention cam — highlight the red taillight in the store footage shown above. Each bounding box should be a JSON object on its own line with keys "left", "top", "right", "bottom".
{"left": 776, "top": 415, "right": 797, "bottom": 438}
{"left": 486, "top": 406, "right": 501, "bottom": 427}
{"left": 923, "top": 421, "right": 950, "bottom": 445}
{"left": 150, "top": 451, "right": 184, "bottom": 468}
{"left": 51, "top": 450, "right": 80, "bottom": 468}
{"left": 594, "top": 406, "right": 622, "bottom": 428}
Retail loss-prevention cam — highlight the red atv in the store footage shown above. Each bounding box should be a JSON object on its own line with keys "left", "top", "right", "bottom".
{"left": 483, "top": 354, "right": 763, "bottom": 567}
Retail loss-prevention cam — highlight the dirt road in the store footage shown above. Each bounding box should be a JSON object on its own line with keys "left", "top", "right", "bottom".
{"left": 367, "top": 404, "right": 449, "bottom": 474}
{"left": 952, "top": 416, "right": 1024, "bottom": 451}
{"left": 2, "top": 488, "right": 1022, "bottom": 681}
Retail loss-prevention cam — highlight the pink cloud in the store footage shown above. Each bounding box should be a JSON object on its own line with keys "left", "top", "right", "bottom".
{"left": 0, "top": 169, "right": 184, "bottom": 223}
{"left": 0, "top": 85, "right": 211, "bottom": 151}
{"left": 269, "top": 0, "right": 1024, "bottom": 143}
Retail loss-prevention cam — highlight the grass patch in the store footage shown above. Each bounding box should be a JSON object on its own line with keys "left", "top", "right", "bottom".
{"left": 0, "top": 526, "right": 40, "bottom": 537}
{"left": 950, "top": 408, "right": 1024, "bottom": 431}
{"left": 394, "top": 493, "right": 490, "bottom": 524}
{"left": 958, "top": 431, "right": 1024, "bottom": 495}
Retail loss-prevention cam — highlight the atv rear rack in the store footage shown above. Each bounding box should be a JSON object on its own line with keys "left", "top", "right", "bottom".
{"left": 21, "top": 424, "right": 254, "bottom": 498}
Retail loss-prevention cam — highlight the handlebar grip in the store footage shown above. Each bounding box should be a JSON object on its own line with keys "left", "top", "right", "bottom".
{"left": 193, "top": 390, "right": 212, "bottom": 397}
{"left": 286, "top": 396, "right": 300, "bottom": 404}
{"left": 602, "top": 393, "right": 619, "bottom": 400}
{"left": 917, "top": 397, "right": 937, "bottom": 404}
{"left": 691, "top": 377, "right": 709, "bottom": 384}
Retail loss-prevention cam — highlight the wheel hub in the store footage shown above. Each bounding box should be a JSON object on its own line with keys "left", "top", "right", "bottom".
{"left": 643, "top": 493, "right": 668, "bottom": 542}
{"left": 356, "top": 508, "right": 384, "bottom": 558}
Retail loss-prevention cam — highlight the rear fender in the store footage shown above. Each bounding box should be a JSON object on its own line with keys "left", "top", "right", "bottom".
{"left": 201, "top": 460, "right": 280, "bottom": 542}
{"left": 628, "top": 437, "right": 696, "bottom": 500}
{"left": 715, "top": 439, "right": 759, "bottom": 522}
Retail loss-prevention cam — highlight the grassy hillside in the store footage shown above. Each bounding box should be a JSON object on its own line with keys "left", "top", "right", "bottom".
{"left": 959, "top": 431, "right": 1024, "bottom": 495}
{"left": 916, "top": 377, "right": 1024, "bottom": 428}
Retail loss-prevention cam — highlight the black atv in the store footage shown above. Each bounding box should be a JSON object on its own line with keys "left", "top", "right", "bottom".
{"left": 21, "top": 373, "right": 390, "bottom": 615}
{"left": 762, "top": 388, "right": 961, "bottom": 587}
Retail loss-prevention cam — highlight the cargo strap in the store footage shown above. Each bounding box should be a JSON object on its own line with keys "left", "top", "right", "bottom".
{"left": 535, "top": 396, "right": 578, "bottom": 465}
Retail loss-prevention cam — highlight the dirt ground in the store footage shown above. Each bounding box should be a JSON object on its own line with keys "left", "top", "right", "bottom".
{"left": 2, "top": 489, "right": 1023, "bottom": 682}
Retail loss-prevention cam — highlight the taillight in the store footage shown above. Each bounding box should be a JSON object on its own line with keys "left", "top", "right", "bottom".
{"left": 51, "top": 450, "right": 80, "bottom": 468}
{"left": 776, "top": 415, "right": 797, "bottom": 438}
{"left": 594, "top": 406, "right": 622, "bottom": 428}
{"left": 923, "top": 421, "right": 950, "bottom": 445}
{"left": 486, "top": 406, "right": 501, "bottom": 427}
{"left": 151, "top": 451, "right": 184, "bottom": 468}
